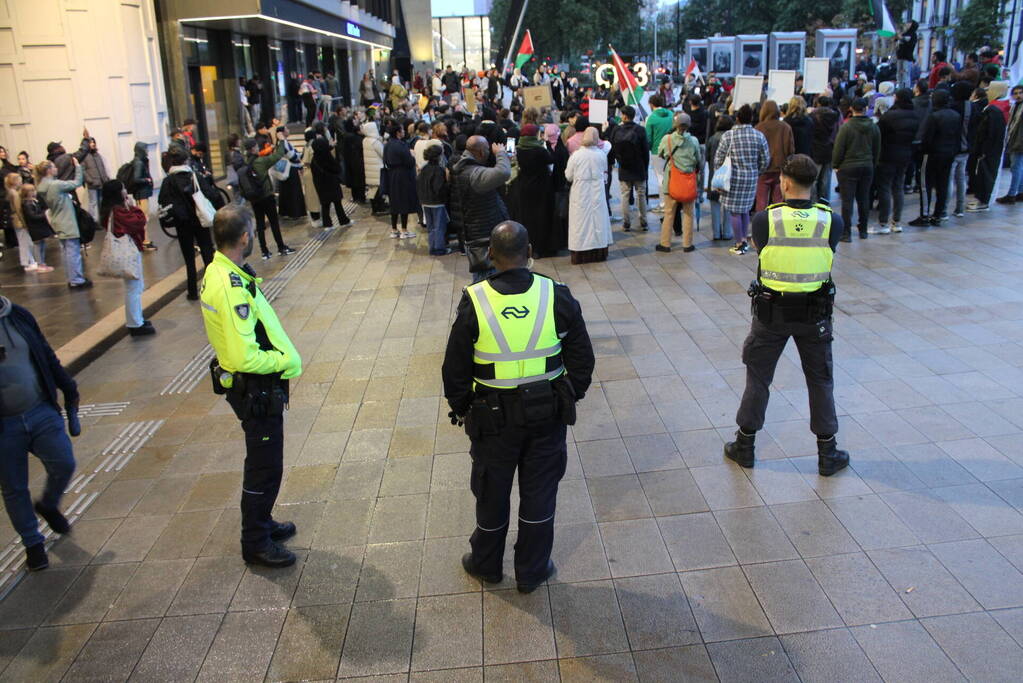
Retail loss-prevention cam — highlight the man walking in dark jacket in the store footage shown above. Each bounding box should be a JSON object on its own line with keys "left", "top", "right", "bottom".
{"left": 611, "top": 105, "right": 649, "bottom": 231}
{"left": 832, "top": 98, "right": 880, "bottom": 240}
{"left": 810, "top": 98, "right": 840, "bottom": 202}
{"left": 872, "top": 89, "right": 921, "bottom": 234}
{"left": 0, "top": 297, "right": 79, "bottom": 571}
{"left": 919, "top": 89, "right": 961, "bottom": 225}
{"left": 242, "top": 132, "right": 295, "bottom": 260}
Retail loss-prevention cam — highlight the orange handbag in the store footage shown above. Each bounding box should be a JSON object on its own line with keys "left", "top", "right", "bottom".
{"left": 667, "top": 140, "right": 698, "bottom": 203}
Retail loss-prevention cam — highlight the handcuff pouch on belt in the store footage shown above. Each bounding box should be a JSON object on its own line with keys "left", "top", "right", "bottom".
{"left": 211, "top": 358, "right": 289, "bottom": 420}
{"left": 748, "top": 281, "right": 835, "bottom": 325}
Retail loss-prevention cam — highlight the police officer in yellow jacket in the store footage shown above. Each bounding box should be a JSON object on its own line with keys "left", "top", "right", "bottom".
{"left": 200, "top": 204, "right": 302, "bottom": 567}
{"left": 725, "top": 155, "right": 850, "bottom": 476}
{"left": 442, "top": 221, "right": 594, "bottom": 593}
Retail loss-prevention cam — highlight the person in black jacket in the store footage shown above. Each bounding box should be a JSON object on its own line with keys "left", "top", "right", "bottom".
{"left": 685, "top": 95, "right": 709, "bottom": 146}
{"left": 510, "top": 124, "right": 557, "bottom": 256}
{"left": 610, "top": 105, "right": 649, "bottom": 232}
{"left": 873, "top": 88, "right": 921, "bottom": 234}
{"left": 341, "top": 117, "right": 366, "bottom": 203}
{"left": 968, "top": 87, "right": 1007, "bottom": 211}
{"left": 906, "top": 79, "right": 931, "bottom": 215}
{"left": 417, "top": 145, "right": 450, "bottom": 255}
{"left": 310, "top": 123, "right": 352, "bottom": 229}
{"left": 809, "top": 97, "right": 840, "bottom": 202}
{"left": 784, "top": 97, "right": 814, "bottom": 158}
{"left": 383, "top": 125, "right": 420, "bottom": 238}
{"left": 950, "top": 81, "right": 976, "bottom": 216}
{"left": 896, "top": 21, "right": 918, "bottom": 88}
{"left": 158, "top": 146, "right": 215, "bottom": 300}
{"left": 0, "top": 297, "right": 79, "bottom": 572}
{"left": 918, "top": 89, "right": 961, "bottom": 225}
{"left": 450, "top": 137, "right": 511, "bottom": 281}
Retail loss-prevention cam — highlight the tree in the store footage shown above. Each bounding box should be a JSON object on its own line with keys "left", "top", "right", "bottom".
{"left": 954, "top": 0, "right": 1007, "bottom": 52}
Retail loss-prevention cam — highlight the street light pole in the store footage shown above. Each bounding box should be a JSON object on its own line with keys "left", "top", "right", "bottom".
{"left": 675, "top": 0, "right": 680, "bottom": 75}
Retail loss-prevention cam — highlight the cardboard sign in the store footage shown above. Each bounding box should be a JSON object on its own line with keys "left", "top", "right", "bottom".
{"left": 803, "top": 58, "right": 830, "bottom": 94}
{"left": 767, "top": 70, "right": 796, "bottom": 103}
{"left": 732, "top": 75, "right": 762, "bottom": 109}
{"left": 589, "top": 98, "right": 609, "bottom": 123}
{"left": 463, "top": 87, "right": 477, "bottom": 114}
{"left": 521, "top": 84, "right": 553, "bottom": 109}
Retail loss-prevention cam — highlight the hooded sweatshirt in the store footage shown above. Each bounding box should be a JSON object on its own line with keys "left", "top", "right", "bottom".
{"left": 131, "top": 142, "right": 153, "bottom": 199}
{"left": 645, "top": 107, "right": 673, "bottom": 154}
{"left": 832, "top": 115, "right": 881, "bottom": 171}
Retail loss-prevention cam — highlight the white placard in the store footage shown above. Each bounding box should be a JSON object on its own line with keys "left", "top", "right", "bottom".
{"left": 767, "top": 70, "right": 796, "bottom": 103}
{"left": 732, "top": 75, "right": 762, "bottom": 109}
{"left": 803, "top": 58, "right": 830, "bottom": 94}
{"left": 589, "top": 98, "right": 609, "bottom": 124}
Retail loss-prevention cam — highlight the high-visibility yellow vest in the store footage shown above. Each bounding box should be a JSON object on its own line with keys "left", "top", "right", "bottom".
{"left": 466, "top": 274, "right": 564, "bottom": 389}
{"left": 758, "top": 203, "right": 834, "bottom": 293}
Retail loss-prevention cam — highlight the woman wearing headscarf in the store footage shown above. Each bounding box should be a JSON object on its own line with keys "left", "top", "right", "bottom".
{"left": 565, "top": 127, "right": 612, "bottom": 264}
{"left": 310, "top": 123, "right": 353, "bottom": 229}
{"left": 546, "top": 122, "right": 570, "bottom": 252}
{"left": 383, "top": 124, "right": 419, "bottom": 238}
{"left": 510, "top": 124, "right": 556, "bottom": 257}
{"left": 275, "top": 127, "right": 307, "bottom": 219}
{"left": 301, "top": 129, "right": 321, "bottom": 224}
{"left": 341, "top": 115, "right": 366, "bottom": 203}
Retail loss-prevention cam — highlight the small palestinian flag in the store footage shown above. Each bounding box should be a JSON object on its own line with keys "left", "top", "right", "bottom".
{"left": 515, "top": 30, "right": 534, "bottom": 70}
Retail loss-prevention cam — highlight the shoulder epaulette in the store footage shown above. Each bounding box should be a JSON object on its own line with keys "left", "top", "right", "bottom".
{"left": 229, "top": 272, "right": 244, "bottom": 288}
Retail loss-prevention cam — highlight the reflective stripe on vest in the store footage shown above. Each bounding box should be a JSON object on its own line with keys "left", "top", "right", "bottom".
{"left": 467, "top": 275, "right": 564, "bottom": 389}
{"left": 758, "top": 205, "right": 834, "bottom": 293}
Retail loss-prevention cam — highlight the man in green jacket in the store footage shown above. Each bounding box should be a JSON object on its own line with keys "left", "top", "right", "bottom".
{"left": 242, "top": 129, "right": 295, "bottom": 260}
{"left": 832, "top": 97, "right": 880, "bottom": 241}
{"left": 645, "top": 94, "right": 674, "bottom": 213}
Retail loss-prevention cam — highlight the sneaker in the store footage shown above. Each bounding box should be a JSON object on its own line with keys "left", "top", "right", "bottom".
{"left": 682, "top": 245, "right": 695, "bottom": 253}
{"left": 728, "top": 243, "right": 748, "bottom": 255}
{"left": 867, "top": 225, "right": 891, "bottom": 235}
{"left": 128, "top": 324, "right": 156, "bottom": 337}
{"left": 400, "top": 231, "right": 417, "bottom": 239}
{"left": 279, "top": 246, "right": 296, "bottom": 255}
{"left": 996, "top": 195, "right": 1017, "bottom": 205}
{"left": 68, "top": 280, "right": 93, "bottom": 290}
{"left": 655, "top": 244, "right": 671, "bottom": 253}
{"left": 261, "top": 251, "right": 272, "bottom": 260}
{"left": 651, "top": 205, "right": 664, "bottom": 214}
{"left": 622, "top": 223, "right": 631, "bottom": 232}
{"left": 930, "top": 214, "right": 948, "bottom": 226}
{"left": 953, "top": 210, "right": 965, "bottom": 218}
{"left": 891, "top": 223, "right": 903, "bottom": 233}
{"left": 338, "top": 219, "right": 353, "bottom": 228}
{"left": 640, "top": 218, "right": 648, "bottom": 230}
{"left": 966, "top": 202, "right": 990, "bottom": 212}
{"left": 390, "top": 231, "right": 401, "bottom": 239}
{"left": 25, "top": 543, "right": 48, "bottom": 571}
{"left": 908, "top": 215, "right": 932, "bottom": 227}
{"left": 24, "top": 264, "right": 38, "bottom": 272}
{"left": 35, "top": 264, "right": 54, "bottom": 272}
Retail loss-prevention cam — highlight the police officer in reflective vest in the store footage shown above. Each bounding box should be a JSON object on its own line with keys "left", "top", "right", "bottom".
{"left": 200, "top": 204, "right": 302, "bottom": 568}
{"left": 725, "top": 154, "right": 851, "bottom": 476}
{"left": 442, "top": 221, "right": 594, "bottom": 593}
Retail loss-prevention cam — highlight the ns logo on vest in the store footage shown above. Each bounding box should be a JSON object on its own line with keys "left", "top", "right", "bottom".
{"left": 501, "top": 306, "right": 530, "bottom": 319}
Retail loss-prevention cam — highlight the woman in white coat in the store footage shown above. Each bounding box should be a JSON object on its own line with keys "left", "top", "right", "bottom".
{"left": 361, "top": 120, "right": 385, "bottom": 213}
{"left": 565, "top": 127, "right": 612, "bottom": 264}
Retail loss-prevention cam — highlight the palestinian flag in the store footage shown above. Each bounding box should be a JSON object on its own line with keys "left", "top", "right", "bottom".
{"left": 514, "top": 30, "right": 534, "bottom": 70}
{"left": 609, "top": 44, "right": 644, "bottom": 106}
{"left": 870, "top": 0, "right": 897, "bottom": 37}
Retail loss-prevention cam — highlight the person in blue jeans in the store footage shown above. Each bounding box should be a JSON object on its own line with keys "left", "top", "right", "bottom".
{"left": 0, "top": 297, "right": 78, "bottom": 571}
{"left": 415, "top": 145, "right": 452, "bottom": 255}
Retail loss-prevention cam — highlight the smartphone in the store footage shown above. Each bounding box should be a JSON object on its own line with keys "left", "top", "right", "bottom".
{"left": 506, "top": 138, "right": 516, "bottom": 155}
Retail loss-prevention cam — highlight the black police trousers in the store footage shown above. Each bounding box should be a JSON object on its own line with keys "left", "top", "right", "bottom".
{"left": 469, "top": 420, "right": 567, "bottom": 584}
{"left": 240, "top": 414, "right": 284, "bottom": 552}
{"left": 735, "top": 317, "right": 839, "bottom": 437}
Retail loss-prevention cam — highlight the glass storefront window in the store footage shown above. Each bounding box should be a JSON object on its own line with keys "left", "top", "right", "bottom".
{"left": 464, "top": 16, "right": 483, "bottom": 73}
{"left": 482, "top": 17, "right": 491, "bottom": 68}
{"left": 432, "top": 18, "right": 443, "bottom": 67}
{"left": 441, "top": 17, "right": 464, "bottom": 70}
{"left": 233, "top": 34, "right": 253, "bottom": 79}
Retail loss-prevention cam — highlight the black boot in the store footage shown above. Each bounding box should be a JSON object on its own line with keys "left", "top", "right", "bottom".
{"left": 817, "top": 436, "right": 850, "bottom": 476}
{"left": 269, "top": 520, "right": 296, "bottom": 542}
{"left": 26, "top": 543, "right": 48, "bottom": 571}
{"left": 724, "top": 430, "right": 756, "bottom": 468}
{"left": 461, "top": 552, "right": 502, "bottom": 585}
{"left": 34, "top": 502, "right": 70, "bottom": 534}
{"left": 242, "top": 542, "right": 296, "bottom": 568}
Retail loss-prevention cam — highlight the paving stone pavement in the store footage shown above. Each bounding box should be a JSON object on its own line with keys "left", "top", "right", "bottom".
{"left": 3, "top": 183, "right": 1023, "bottom": 682}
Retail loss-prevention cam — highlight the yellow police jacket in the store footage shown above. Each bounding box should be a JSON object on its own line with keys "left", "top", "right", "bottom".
{"left": 200, "top": 251, "right": 302, "bottom": 379}
{"left": 758, "top": 203, "right": 834, "bottom": 293}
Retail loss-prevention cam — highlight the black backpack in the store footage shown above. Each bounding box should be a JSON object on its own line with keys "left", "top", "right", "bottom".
{"left": 115, "top": 161, "right": 136, "bottom": 193}
{"left": 614, "top": 124, "right": 646, "bottom": 173}
{"left": 237, "top": 163, "right": 263, "bottom": 202}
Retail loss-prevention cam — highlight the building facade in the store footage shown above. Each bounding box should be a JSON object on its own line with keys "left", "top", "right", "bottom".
{"left": 0, "top": 0, "right": 169, "bottom": 185}
{"left": 908, "top": 0, "right": 1023, "bottom": 66}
